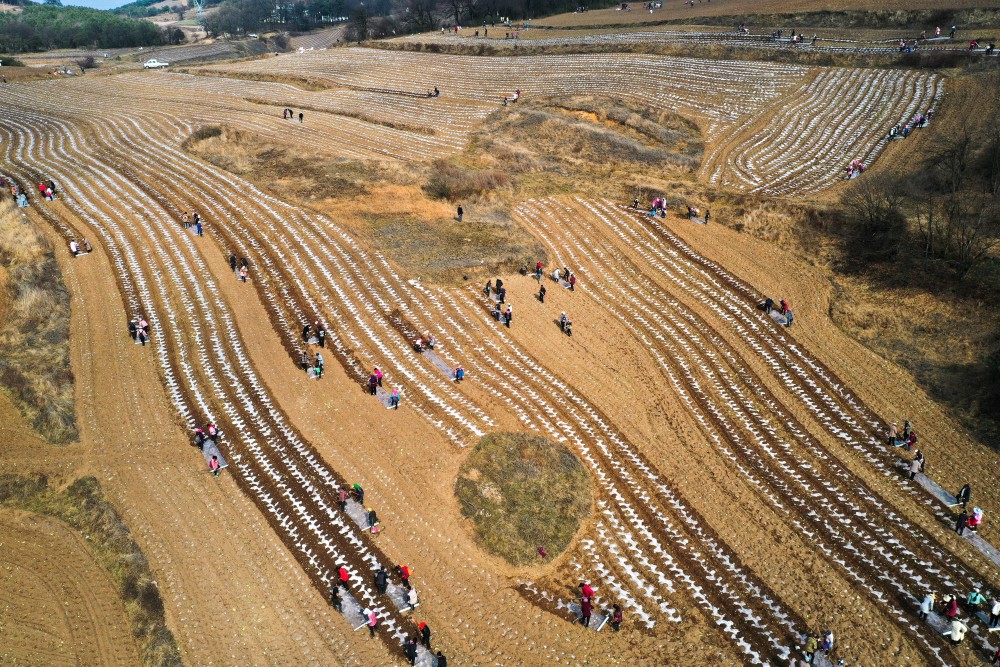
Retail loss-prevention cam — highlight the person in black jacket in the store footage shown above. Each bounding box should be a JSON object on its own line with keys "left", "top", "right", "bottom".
{"left": 405, "top": 637, "right": 417, "bottom": 665}
{"left": 374, "top": 566, "right": 388, "bottom": 594}
{"left": 957, "top": 483, "right": 971, "bottom": 508}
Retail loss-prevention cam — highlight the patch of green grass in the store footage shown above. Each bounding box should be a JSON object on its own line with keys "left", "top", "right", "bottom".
{"left": 0, "top": 474, "right": 182, "bottom": 667}
{"left": 456, "top": 432, "right": 591, "bottom": 566}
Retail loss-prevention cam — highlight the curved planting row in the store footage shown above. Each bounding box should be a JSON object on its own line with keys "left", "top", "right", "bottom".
{"left": 516, "top": 196, "right": 996, "bottom": 662}
{"left": 0, "top": 107, "right": 443, "bottom": 661}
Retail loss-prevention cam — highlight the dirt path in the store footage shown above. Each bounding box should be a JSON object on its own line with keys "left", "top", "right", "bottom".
{"left": 0, "top": 509, "right": 139, "bottom": 667}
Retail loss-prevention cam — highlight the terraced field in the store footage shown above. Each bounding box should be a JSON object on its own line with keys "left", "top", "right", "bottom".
{"left": 1, "top": 47, "right": 996, "bottom": 666}
{"left": 198, "top": 48, "right": 940, "bottom": 194}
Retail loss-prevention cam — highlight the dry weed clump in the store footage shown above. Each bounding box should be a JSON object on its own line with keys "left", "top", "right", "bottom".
{"left": 0, "top": 474, "right": 182, "bottom": 667}
{"left": 423, "top": 160, "right": 511, "bottom": 201}
{"left": 0, "top": 198, "right": 77, "bottom": 443}
{"left": 456, "top": 432, "right": 592, "bottom": 566}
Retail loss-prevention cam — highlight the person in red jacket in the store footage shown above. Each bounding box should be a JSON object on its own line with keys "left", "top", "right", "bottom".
{"left": 579, "top": 582, "right": 594, "bottom": 600}
{"left": 581, "top": 596, "right": 592, "bottom": 627}
{"left": 945, "top": 596, "right": 960, "bottom": 619}
{"left": 339, "top": 566, "right": 350, "bottom": 584}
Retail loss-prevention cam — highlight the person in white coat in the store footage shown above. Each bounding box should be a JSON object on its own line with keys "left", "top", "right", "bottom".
{"left": 407, "top": 586, "right": 418, "bottom": 610}
{"left": 919, "top": 593, "right": 935, "bottom": 621}
{"left": 944, "top": 618, "right": 968, "bottom": 645}
{"left": 990, "top": 598, "right": 1000, "bottom": 627}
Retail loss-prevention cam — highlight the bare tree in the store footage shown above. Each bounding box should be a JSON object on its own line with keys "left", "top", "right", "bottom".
{"left": 405, "top": 0, "right": 437, "bottom": 31}
{"left": 347, "top": 6, "right": 369, "bottom": 42}
{"left": 840, "top": 173, "right": 908, "bottom": 260}
{"left": 918, "top": 126, "right": 1000, "bottom": 274}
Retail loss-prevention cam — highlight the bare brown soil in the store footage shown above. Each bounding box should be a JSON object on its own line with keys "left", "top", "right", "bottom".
{"left": 0, "top": 508, "right": 140, "bottom": 666}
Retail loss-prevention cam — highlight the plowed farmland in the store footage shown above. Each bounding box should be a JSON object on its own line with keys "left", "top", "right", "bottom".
{"left": 1, "top": 44, "right": 996, "bottom": 667}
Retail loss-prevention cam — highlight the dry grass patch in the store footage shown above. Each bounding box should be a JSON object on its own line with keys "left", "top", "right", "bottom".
{"left": 456, "top": 432, "right": 592, "bottom": 566}
{"left": 0, "top": 474, "right": 182, "bottom": 667}
{"left": 0, "top": 198, "right": 77, "bottom": 443}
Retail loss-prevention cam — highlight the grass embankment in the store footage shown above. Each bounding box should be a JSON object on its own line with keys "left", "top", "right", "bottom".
{"left": 0, "top": 474, "right": 182, "bottom": 667}
{"left": 456, "top": 432, "right": 592, "bottom": 565}
{"left": 177, "top": 67, "right": 334, "bottom": 91}
{"left": 0, "top": 197, "right": 77, "bottom": 443}
{"left": 379, "top": 36, "right": 1000, "bottom": 70}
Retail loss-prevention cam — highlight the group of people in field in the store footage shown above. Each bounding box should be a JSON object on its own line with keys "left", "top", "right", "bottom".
{"left": 918, "top": 585, "right": 1000, "bottom": 651}
{"left": 845, "top": 158, "right": 866, "bottom": 179}
{"left": 501, "top": 89, "right": 522, "bottom": 105}
{"left": 891, "top": 420, "right": 998, "bottom": 657}
{"left": 68, "top": 237, "right": 92, "bottom": 256}
{"left": 180, "top": 210, "right": 204, "bottom": 236}
{"left": 1, "top": 175, "right": 54, "bottom": 207}
{"left": 282, "top": 108, "right": 304, "bottom": 122}
{"left": 327, "top": 488, "right": 448, "bottom": 665}
{"left": 630, "top": 196, "right": 711, "bottom": 224}
{"left": 576, "top": 581, "right": 624, "bottom": 631}
{"left": 888, "top": 108, "right": 934, "bottom": 141}
{"left": 228, "top": 254, "right": 250, "bottom": 282}
{"left": 800, "top": 630, "right": 835, "bottom": 664}
{"left": 759, "top": 296, "right": 794, "bottom": 327}
{"left": 891, "top": 420, "right": 988, "bottom": 535}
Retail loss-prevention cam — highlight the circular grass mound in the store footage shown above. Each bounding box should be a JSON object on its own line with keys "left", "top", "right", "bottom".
{"left": 456, "top": 432, "right": 591, "bottom": 566}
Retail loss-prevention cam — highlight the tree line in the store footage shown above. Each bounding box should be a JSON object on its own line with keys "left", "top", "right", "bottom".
{"left": 0, "top": 5, "right": 164, "bottom": 52}
{"left": 840, "top": 72, "right": 1000, "bottom": 431}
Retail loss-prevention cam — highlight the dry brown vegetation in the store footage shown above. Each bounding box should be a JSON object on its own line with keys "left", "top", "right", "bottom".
{"left": 181, "top": 96, "right": 704, "bottom": 284}
{"left": 0, "top": 197, "right": 76, "bottom": 443}
{"left": 174, "top": 66, "right": 334, "bottom": 91}
{"left": 456, "top": 432, "right": 592, "bottom": 566}
{"left": 0, "top": 474, "right": 182, "bottom": 667}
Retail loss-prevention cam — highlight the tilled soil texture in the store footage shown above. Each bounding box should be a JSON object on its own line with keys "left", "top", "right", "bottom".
{"left": 0, "top": 509, "right": 140, "bottom": 667}
{"left": 0, "top": 52, "right": 997, "bottom": 667}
